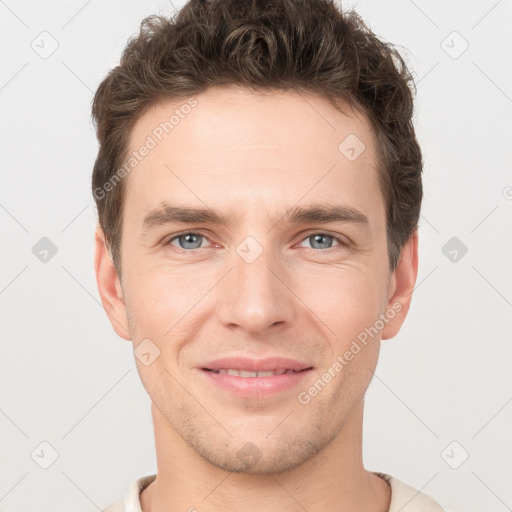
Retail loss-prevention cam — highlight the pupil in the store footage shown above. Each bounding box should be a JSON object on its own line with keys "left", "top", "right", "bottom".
{"left": 182, "top": 233, "right": 200, "bottom": 248}
{"left": 313, "top": 234, "right": 331, "bottom": 249}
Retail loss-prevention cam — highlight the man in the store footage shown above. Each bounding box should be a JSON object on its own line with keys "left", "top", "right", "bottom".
{"left": 92, "top": 0, "right": 445, "bottom": 510}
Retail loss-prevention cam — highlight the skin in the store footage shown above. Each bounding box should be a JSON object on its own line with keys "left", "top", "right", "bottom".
{"left": 95, "top": 85, "right": 418, "bottom": 512}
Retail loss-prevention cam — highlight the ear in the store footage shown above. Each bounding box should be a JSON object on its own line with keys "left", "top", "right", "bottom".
{"left": 94, "top": 225, "right": 131, "bottom": 340}
{"left": 381, "top": 230, "right": 419, "bottom": 340}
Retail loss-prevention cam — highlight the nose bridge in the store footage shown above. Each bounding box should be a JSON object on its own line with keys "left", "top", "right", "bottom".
{"left": 217, "top": 234, "right": 295, "bottom": 332}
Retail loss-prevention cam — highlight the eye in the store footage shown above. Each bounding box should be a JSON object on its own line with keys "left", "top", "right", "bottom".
{"left": 167, "top": 231, "right": 209, "bottom": 250}
{"left": 163, "top": 231, "right": 348, "bottom": 252}
{"left": 298, "top": 233, "right": 346, "bottom": 250}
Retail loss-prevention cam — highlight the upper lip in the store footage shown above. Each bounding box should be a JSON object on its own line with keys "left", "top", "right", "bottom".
{"left": 201, "top": 357, "right": 312, "bottom": 372}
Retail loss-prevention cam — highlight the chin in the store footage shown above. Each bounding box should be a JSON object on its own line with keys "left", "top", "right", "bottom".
{"left": 187, "top": 430, "right": 331, "bottom": 476}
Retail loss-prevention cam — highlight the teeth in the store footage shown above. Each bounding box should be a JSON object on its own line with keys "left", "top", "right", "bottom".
{"left": 210, "top": 369, "right": 296, "bottom": 377}
{"left": 238, "top": 370, "right": 257, "bottom": 377}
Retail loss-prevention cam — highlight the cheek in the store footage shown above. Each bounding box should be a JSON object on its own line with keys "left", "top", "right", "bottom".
{"left": 294, "top": 264, "right": 386, "bottom": 342}
{"left": 124, "top": 262, "right": 209, "bottom": 340}
{"left": 123, "top": 240, "right": 389, "bottom": 343}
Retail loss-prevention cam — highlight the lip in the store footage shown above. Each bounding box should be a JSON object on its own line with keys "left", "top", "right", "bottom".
{"left": 201, "top": 357, "right": 312, "bottom": 372}
{"left": 199, "top": 357, "right": 313, "bottom": 398}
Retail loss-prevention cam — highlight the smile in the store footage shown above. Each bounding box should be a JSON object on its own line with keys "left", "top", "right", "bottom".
{"left": 207, "top": 369, "right": 302, "bottom": 377}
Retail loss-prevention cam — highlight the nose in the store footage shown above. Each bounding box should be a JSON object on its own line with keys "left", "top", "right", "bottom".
{"left": 216, "top": 243, "right": 296, "bottom": 334}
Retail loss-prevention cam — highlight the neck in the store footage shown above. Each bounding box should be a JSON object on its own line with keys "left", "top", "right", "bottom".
{"left": 140, "top": 401, "right": 391, "bottom": 512}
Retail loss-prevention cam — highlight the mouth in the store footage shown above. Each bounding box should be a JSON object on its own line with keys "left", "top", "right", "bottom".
{"left": 199, "top": 357, "right": 313, "bottom": 397}
{"left": 204, "top": 368, "right": 304, "bottom": 377}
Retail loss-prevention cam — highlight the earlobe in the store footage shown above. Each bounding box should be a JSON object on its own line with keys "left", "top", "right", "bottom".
{"left": 381, "top": 230, "right": 419, "bottom": 341}
{"left": 94, "top": 226, "right": 131, "bottom": 341}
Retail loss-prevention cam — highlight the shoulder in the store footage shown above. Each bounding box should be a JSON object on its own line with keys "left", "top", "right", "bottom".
{"left": 375, "top": 472, "right": 446, "bottom": 512}
{"left": 102, "top": 499, "right": 124, "bottom": 512}
{"left": 101, "top": 474, "right": 157, "bottom": 512}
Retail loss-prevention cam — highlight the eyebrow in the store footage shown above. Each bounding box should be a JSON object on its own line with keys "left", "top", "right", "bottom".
{"left": 141, "top": 202, "right": 370, "bottom": 233}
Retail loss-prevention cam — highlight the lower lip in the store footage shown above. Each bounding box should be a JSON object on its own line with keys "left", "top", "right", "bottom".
{"left": 200, "top": 369, "right": 313, "bottom": 398}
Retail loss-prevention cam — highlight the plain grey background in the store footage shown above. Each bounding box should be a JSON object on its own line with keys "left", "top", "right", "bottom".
{"left": 1, "top": 1, "right": 511, "bottom": 511}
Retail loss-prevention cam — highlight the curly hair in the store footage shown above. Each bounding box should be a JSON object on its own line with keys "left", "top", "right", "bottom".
{"left": 91, "top": 0, "right": 422, "bottom": 278}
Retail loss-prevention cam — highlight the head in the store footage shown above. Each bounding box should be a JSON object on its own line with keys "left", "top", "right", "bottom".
{"left": 93, "top": 0, "right": 421, "bottom": 475}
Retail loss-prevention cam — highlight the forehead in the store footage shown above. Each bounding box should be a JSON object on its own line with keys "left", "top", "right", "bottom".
{"left": 123, "top": 86, "right": 383, "bottom": 228}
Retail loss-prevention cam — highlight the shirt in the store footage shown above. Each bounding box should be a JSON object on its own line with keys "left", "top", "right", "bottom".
{"left": 102, "top": 472, "right": 446, "bottom": 511}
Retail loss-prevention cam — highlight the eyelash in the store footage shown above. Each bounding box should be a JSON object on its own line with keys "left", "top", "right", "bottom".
{"left": 161, "top": 230, "right": 349, "bottom": 253}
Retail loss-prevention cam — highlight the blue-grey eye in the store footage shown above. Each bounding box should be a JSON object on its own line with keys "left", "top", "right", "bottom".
{"left": 171, "top": 233, "right": 205, "bottom": 250}
{"left": 304, "top": 234, "right": 340, "bottom": 250}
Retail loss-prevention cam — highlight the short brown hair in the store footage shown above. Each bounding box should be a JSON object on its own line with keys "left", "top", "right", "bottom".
{"left": 91, "top": 0, "right": 422, "bottom": 278}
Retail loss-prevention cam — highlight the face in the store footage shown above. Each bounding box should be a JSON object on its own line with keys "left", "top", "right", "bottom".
{"left": 95, "top": 86, "right": 417, "bottom": 475}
